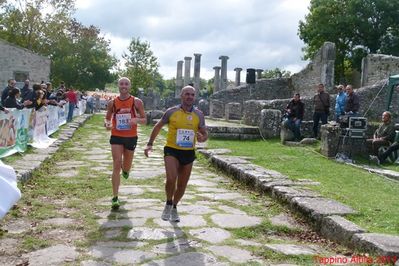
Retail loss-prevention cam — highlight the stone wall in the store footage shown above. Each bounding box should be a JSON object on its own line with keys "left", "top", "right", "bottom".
{"left": 361, "top": 54, "right": 399, "bottom": 87}
{"left": 243, "top": 97, "right": 335, "bottom": 126}
{"left": 291, "top": 42, "right": 336, "bottom": 96}
{"left": 356, "top": 79, "right": 399, "bottom": 122}
{"left": 209, "top": 78, "right": 292, "bottom": 118}
{"left": 0, "top": 39, "right": 50, "bottom": 89}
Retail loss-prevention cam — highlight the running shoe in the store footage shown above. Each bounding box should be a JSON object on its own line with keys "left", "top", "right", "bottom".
{"left": 161, "top": 204, "right": 172, "bottom": 221}
{"left": 122, "top": 170, "right": 129, "bottom": 180}
{"left": 170, "top": 207, "right": 180, "bottom": 222}
{"left": 111, "top": 197, "right": 120, "bottom": 210}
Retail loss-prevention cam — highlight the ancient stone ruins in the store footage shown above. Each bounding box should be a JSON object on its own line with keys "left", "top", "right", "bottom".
{"left": 157, "top": 42, "right": 399, "bottom": 146}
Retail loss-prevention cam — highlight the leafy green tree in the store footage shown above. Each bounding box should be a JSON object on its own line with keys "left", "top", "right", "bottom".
{"left": 0, "top": 0, "right": 117, "bottom": 90}
{"left": 298, "top": 0, "right": 399, "bottom": 83}
{"left": 262, "top": 68, "right": 291, "bottom": 79}
{"left": 122, "top": 37, "right": 159, "bottom": 95}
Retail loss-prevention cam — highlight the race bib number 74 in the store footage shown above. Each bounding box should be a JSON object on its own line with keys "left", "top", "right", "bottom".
{"left": 176, "top": 129, "right": 195, "bottom": 148}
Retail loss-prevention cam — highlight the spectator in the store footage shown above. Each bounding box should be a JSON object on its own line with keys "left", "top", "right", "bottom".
{"left": 335, "top": 85, "right": 346, "bottom": 122}
{"left": 57, "top": 81, "right": 66, "bottom": 93}
{"left": 3, "top": 88, "right": 32, "bottom": 110}
{"left": 34, "top": 89, "right": 47, "bottom": 110}
{"left": 1, "top": 79, "right": 17, "bottom": 105}
{"left": 284, "top": 93, "right": 304, "bottom": 141}
{"left": 312, "top": 83, "right": 330, "bottom": 138}
{"left": 366, "top": 111, "right": 396, "bottom": 156}
{"left": 86, "top": 94, "right": 94, "bottom": 114}
{"left": 344, "top": 85, "right": 360, "bottom": 116}
{"left": 95, "top": 93, "right": 101, "bottom": 112}
{"left": 65, "top": 88, "right": 78, "bottom": 122}
{"left": 21, "top": 79, "right": 33, "bottom": 102}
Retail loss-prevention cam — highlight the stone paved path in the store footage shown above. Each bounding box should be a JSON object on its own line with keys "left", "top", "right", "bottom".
{"left": 0, "top": 115, "right": 349, "bottom": 265}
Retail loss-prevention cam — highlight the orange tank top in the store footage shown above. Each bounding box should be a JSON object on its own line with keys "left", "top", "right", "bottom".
{"left": 111, "top": 96, "right": 137, "bottom": 137}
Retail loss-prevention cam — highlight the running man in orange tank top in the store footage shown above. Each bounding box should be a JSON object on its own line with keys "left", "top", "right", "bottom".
{"left": 105, "top": 77, "right": 146, "bottom": 209}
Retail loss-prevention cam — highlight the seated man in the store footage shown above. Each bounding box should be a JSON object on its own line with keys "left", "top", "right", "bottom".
{"left": 283, "top": 93, "right": 304, "bottom": 141}
{"left": 366, "top": 111, "right": 396, "bottom": 156}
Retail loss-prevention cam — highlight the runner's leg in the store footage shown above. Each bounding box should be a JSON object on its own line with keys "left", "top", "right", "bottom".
{"left": 173, "top": 163, "right": 193, "bottom": 205}
{"left": 122, "top": 148, "right": 134, "bottom": 173}
{"left": 164, "top": 156, "right": 179, "bottom": 201}
{"left": 111, "top": 144, "right": 124, "bottom": 197}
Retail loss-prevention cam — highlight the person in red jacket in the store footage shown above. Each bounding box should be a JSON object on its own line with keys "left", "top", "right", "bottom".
{"left": 65, "top": 87, "right": 78, "bottom": 122}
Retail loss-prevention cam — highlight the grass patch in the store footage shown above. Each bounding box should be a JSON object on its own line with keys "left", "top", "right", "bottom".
{"left": 21, "top": 235, "right": 51, "bottom": 251}
{"left": 207, "top": 138, "right": 399, "bottom": 235}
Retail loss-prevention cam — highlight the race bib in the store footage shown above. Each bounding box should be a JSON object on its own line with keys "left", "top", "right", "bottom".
{"left": 115, "top": 113, "right": 131, "bottom": 130}
{"left": 176, "top": 129, "right": 195, "bottom": 148}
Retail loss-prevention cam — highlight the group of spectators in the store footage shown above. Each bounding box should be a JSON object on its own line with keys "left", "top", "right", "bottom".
{"left": 283, "top": 83, "right": 360, "bottom": 141}
{"left": 283, "top": 82, "right": 399, "bottom": 165}
{"left": 0, "top": 79, "right": 81, "bottom": 122}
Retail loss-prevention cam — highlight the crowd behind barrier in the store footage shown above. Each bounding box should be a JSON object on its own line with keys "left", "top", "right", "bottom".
{"left": 0, "top": 101, "right": 87, "bottom": 158}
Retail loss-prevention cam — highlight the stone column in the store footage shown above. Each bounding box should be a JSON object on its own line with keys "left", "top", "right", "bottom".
{"left": 219, "top": 56, "right": 229, "bottom": 90}
{"left": 213, "top": 66, "right": 221, "bottom": 93}
{"left": 175, "top": 60, "right": 183, "bottom": 98}
{"left": 184, "top": 56, "right": 192, "bottom": 86}
{"left": 193, "top": 53, "right": 201, "bottom": 97}
{"left": 234, "top": 68, "right": 242, "bottom": 87}
{"left": 256, "top": 69, "right": 263, "bottom": 80}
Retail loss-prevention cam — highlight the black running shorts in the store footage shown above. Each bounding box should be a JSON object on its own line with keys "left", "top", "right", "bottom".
{"left": 164, "top": 146, "right": 196, "bottom": 165}
{"left": 110, "top": 136, "right": 138, "bottom": 151}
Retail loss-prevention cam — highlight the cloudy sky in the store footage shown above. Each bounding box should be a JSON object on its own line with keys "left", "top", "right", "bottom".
{"left": 75, "top": 0, "right": 311, "bottom": 81}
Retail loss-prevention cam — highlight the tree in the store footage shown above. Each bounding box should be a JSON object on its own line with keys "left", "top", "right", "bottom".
{"left": 298, "top": 0, "right": 399, "bottom": 83}
{"left": 122, "top": 37, "right": 159, "bottom": 95}
{"left": 262, "top": 68, "right": 291, "bottom": 79}
{"left": 0, "top": 0, "right": 117, "bottom": 90}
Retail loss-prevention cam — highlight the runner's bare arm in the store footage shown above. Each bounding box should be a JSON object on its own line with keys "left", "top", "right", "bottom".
{"left": 134, "top": 98, "right": 147, "bottom": 125}
{"left": 197, "top": 127, "right": 208, "bottom": 142}
{"left": 104, "top": 100, "right": 113, "bottom": 129}
{"left": 144, "top": 120, "right": 165, "bottom": 157}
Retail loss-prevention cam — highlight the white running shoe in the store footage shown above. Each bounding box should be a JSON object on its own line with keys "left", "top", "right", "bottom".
{"left": 161, "top": 204, "right": 172, "bottom": 221}
{"left": 170, "top": 207, "right": 180, "bottom": 222}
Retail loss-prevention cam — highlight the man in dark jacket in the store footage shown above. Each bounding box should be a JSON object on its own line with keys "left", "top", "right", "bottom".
{"left": 312, "top": 83, "right": 330, "bottom": 138}
{"left": 20, "top": 79, "right": 33, "bottom": 102}
{"left": 284, "top": 93, "right": 305, "bottom": 141}
{"left": 1, "top": 79, "right": 17, "bottom": 105}
{"left": 345, "top": 85, "right": 360, "bottom": 116}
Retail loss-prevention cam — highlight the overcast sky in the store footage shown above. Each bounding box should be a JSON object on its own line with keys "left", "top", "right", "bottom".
{"left": 75, "top": 0, "right": 311, "bottom": 81}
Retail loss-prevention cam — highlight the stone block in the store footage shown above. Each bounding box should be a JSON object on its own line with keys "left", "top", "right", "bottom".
{"left": 351, "top": 233, "right": 399, "bottom": 257}
{"left": 197, "top": 99, "right": 209, "bottom": 116}
{"left": 320, "top": 123, "right": 341, "bottom": 157}
{"left": 290, "top": 197, "right": 357, "bottom": 221}
{"left": 259, "top": 109, "right": 282, "bottom": 138}
{"left": 225, "top": 102, "right": 242, "bottom": 120}
{"left": 210, "top": 99, "right": 224, "bottom": 118}
{"left": 320, "top": 215, "right": 366, "bottom": 246}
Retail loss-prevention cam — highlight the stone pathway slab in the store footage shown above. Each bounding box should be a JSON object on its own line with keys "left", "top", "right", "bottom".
{"left": 264, "top": 244, "right": 319, "bottom": 255}
{"left": 89, "top": 246, "right": 156, "bottom": 264}
{"left": 142, "top": 252, "right": 221, "bottom": 266}
{"left": 189, "top": 227, "right": 231, "bottom": 244}
{"left": 211, "top": 214, "right": 262, "bottom": 228}
{"left": 127, "top": 227, "right": 184, "bottom": 240}
{"left": 207, "top": 245, "right": 260, "bottom": 263}
{"left": 24, "top": 244, "right": 78, "bottom": 265}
